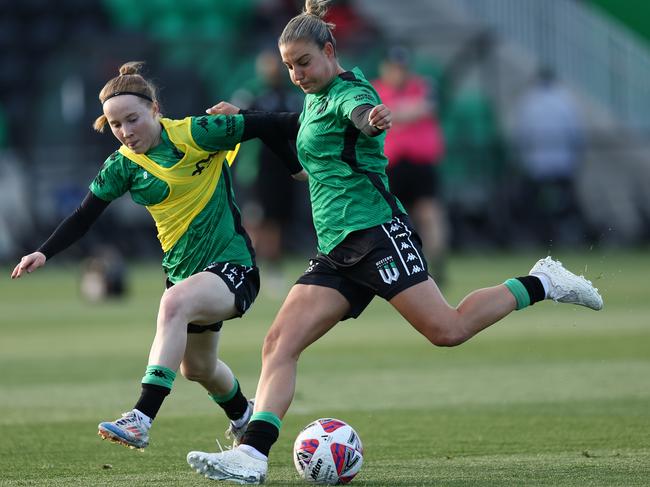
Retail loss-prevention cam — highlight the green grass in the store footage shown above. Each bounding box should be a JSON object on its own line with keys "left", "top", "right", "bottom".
{"left": 1, "top": 249, "right": 649, "bottom": 486}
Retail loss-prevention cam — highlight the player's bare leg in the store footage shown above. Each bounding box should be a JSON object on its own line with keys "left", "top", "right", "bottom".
{"left": 188, "top": 284, "right": 350, "bottom": 483}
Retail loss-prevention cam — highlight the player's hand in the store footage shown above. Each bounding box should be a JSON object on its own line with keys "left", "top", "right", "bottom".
{"left": 206, "top": 102, "right": 241, "bottom": 115}
{"left": 11, "top": 252, "right": 46, "bottom": 279}
{"left": 368, "top": 104, "right": 392, "bottom": 131}
{"left": 291, "top": 169, "right": 308, "bottom": 181}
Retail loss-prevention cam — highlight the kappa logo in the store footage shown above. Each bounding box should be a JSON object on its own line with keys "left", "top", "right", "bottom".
{"left": 197, "top": 116, "right": 209, "bottom": 132}
{"left": 93, "top": 173, "right": 105, "bottom": 188}
{"left": 376, "top": 257, "right": 400, "bottom": 284}
{"left": 304, "top": 260, "right": 318, "bottom": 274}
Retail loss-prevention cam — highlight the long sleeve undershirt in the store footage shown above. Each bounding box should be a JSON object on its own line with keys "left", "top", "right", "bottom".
{"left": 240, "top": 111, "right": 302, "bottom": 175}
{"left": 37, "top": 192, "right": 109, "bottom": 259}
{"left": 241, "top": 104, "right": 383, "bottom": 139}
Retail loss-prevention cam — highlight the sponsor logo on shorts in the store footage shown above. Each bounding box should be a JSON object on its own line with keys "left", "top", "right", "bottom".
{"left": 376, "top": 256, "right": 400, "bottom": 284}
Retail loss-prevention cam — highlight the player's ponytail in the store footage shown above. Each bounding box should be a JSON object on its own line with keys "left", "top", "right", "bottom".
{"left": 93, "top": 61, "right": 159, "bottom": 133}
{"left": 279, "top": 0, "right": 337, "bottom": 52}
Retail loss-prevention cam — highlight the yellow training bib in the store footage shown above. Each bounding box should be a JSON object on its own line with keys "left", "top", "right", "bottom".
{"left": 118, "top": 117, "right": 239, "bottom": 252}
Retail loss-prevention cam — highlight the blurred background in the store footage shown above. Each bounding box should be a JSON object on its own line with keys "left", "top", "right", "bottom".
{"left": 1, "top": 0, "right": 650, "bottom": 273}
{"left": 2, "top": 4, "right": 649, "bottom": 484}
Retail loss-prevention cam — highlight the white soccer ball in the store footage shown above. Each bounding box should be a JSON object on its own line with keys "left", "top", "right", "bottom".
{"left": 293, "top": 418, "right": 364, "bottom": 485}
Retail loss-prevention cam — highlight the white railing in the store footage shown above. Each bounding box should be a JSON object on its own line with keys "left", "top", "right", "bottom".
{"left": 456, "top": 0, "right": 650, "bottom": 131}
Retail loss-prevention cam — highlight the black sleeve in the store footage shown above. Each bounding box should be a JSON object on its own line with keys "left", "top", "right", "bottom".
{"left": 241, "top": 111, "right": 303, "bottom": 175}
{"left": 241, "top": 111, "right": 300, "bottom": 140}
{"left": 37, "top": 192, "right": 110, "bottom": 259}
{"left": 350, "top": 104, "right": 383, "bottom": 137}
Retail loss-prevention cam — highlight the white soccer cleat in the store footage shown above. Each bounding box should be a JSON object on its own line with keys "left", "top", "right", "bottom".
{"left": 98, "top": 410, "right": 150, "bottom": 450}
{"left": 530, "top": 256, "right": 603, "bottom": 310}
{"left": 187, "top": 448, "right": 267, "bottom": 484}
{"left": 225, "top": 399, "right": 255, "bottom": 447}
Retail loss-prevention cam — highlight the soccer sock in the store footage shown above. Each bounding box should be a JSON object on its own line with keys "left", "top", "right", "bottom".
{"left": 209, "top": 379, "right": 250, "bottom": 421}
{"left": 133, "top": 365, "right": 176, "bottom": 420}
{"left": 240, "top": 412, "right": 281, "bottom": 457}
{"left": 504, "top": 276, "right": 546, "bottom": 310}
{"left": 132, "top": 408, "right": 153, "bottom": 427}
{"left": 529, "top": 272, "right": 550, "bottom": 296}
{"left": 239, "top": 444, "right": 268, "bottom": 461}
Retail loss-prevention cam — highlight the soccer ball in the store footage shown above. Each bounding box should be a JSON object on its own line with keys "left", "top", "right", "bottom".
{"left": 293, "top": 418, "right": 363, "bottom": 485}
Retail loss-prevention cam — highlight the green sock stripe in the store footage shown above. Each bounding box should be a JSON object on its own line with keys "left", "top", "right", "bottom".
{"left": 504, "top": 278, "right": 530, "bottom": 310}
{"left": 250, "top": 411, "right": 282, "bottom": 430}
{"left": 210, "top": 379, "right": 239, "bottom": 403}
{"left": 141, "top": 365, "right": 176, "bottom": 389}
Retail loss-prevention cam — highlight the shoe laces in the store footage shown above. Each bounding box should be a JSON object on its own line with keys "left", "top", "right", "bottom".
{"left": 225, "top": 424, "right": 237, "bottom": 440}
{"left": 115, "top": 411, "right": 139, "bottom": 427}
{"left": 215, "top": 438, "right": 232, "bottom": 454}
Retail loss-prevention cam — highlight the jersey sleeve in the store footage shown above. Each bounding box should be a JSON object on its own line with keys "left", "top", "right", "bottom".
{"left": 338, "top": 84, "right": 381, "bottom": 120}
{"left": 190, "top": 114, "right": 245, "bottom": 151}
{"left": 89, "top": 151, "right": 133, "bottom": 201}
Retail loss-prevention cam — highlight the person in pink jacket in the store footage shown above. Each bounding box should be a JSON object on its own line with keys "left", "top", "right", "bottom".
{"left": 374, "top": 46, "right": 448, "bottom": 283}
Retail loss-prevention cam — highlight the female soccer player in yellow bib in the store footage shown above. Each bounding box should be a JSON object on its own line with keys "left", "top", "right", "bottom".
{"left": 11, "top": 61, "right": 304, "bottom": 451}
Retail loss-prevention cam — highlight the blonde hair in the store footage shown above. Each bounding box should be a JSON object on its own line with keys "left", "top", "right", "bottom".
{"left": 93, "top": 61, "right": 159, "bottom": 133}
{"left": 278, "top": 0, "right": 337, "bottom": 52}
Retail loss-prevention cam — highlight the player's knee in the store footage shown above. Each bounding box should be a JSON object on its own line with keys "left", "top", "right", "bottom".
{"left": 261, "top": 328, "right": 282, "bottom": 361}
{"left": 158, "top": 288, "right": 187, "bottom": 326}
{"left": 261, "top": 326, "right": 301, "bottom": 364}
{"left": 421, "top": 318, "right": 467, "bottom": 347}
{"left": 179, "top": 359, "right": 210, "bottom": 382}
{"left": 428, "top": 333, "right": 465, "bottom": 347}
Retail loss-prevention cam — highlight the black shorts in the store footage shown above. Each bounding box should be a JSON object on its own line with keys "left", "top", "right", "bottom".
{"left": 387, "top": 159, "right": 440, "bottom": 208}
{"left": 166, "top": 262, "right": 260, "bottom": 333}
{"left": 296, "top": 215, "right": 430, "bottom": 320}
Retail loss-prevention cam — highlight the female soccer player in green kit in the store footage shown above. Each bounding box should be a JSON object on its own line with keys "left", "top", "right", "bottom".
{"left": 187, "top": 1, "right": 602, "bottom": 483}
{"left": 11, "top": 61, "right": 305, "bottom": 451}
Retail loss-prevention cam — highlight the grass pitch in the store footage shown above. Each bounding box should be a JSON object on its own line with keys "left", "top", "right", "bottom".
{"left": 1, "top": 249, "right": 648, "bottom": 486}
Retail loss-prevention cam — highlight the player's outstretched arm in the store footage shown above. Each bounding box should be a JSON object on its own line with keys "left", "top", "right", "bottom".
{"left": 10, "top": 192, "right": 110, "bottom": 280}
{"left": 11, "top": 252, "right": 46, "bottom": 279}
{"left": 206, "top": 101, "right": 303, "bottom": 177}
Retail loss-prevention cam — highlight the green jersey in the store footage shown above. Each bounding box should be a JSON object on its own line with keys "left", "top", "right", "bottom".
{"left": 297, "top": 67, "right": 405, "bottom": 254}
{"left": 90, "top": 115, "right": 253, "bottom": 283}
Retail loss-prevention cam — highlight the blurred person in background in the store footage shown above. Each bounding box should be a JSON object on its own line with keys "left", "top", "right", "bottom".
{"left": 186, "top": 1, "right": 603, "bottom": 484}
{"left": 373, "top": 46, "right": 448, "bottom": 283}
{"left": 0, "top": 151, "right": 35, "bottom": 262}
{"left": 513, "top": 66, "right": 587, "bottom": 247}
{"left": 231, "top": 48, "right": 305, "bottom": 295}
{"left": 79, "top": 245, "right": 128, "bottom": 301}
{"left": 11, "top": 61, "right": 305, "bottom": 451}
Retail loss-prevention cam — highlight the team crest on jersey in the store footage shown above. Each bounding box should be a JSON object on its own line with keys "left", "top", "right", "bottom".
{"left": 376, "top": 256, "right": 400, "bottom": 284}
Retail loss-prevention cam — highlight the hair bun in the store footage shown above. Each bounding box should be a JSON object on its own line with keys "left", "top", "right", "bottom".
{"left": 304, "top": 0, "right": 331, "bottom": 19}
{"left": 119, "top": 61, "right": 145, "bottom": 76}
